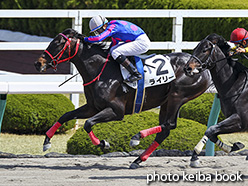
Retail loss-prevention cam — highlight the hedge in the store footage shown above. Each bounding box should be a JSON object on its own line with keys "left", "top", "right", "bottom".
{"left": 1, "top": 0, "right": 248, "bottom": 46}
{"left": 67, "top": 111, "right": 209, "bottom": 155}
{"left": 2, "top": 94, "right": 76, "bottom": 134}
{"left": 179, "top": 93, "right": 225, "bottom": 125}
{"left": 3, "top": 1, "right": 248, "bottom": 67}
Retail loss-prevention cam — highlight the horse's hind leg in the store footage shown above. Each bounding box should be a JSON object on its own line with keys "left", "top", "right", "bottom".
{"left": 130, "top": 101, "right": 179, "bottom": 169}
{"left": 190, "top": 113, "right": 244, "bottom": 167}
{"left": 43, "top": 104, "right": 97, "bottom": 151}
{"left": 130, "top": 100, "right": 172, "bottom": 147}
{"left": 130, "top": 123, "right": 171, "bottom": 169}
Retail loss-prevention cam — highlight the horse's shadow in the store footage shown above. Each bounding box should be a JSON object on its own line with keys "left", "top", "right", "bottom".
{"left": 0, "top": 163, "right": 129, "bottom": 171}
{"left": 2, "top": 164, "right": 248, "bottom": 181}
{"left": 89, "top": 175, "right": 146, "bottom": 180}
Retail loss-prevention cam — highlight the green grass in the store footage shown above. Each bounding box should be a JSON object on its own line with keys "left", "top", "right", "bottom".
{"left": 0, "top": 130, "right": 75, "bottom": 155}
{"left": 219, "top": 133, "right": 248, "bottom": 152}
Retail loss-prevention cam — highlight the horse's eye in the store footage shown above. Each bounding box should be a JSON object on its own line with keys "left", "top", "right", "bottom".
{"left": 202, "top": 64, "right": 207, "bottom": 69}
{"left": 203, "top": 46, "right": 209, "bottom": 53}
{"left": 54, "top": 40, "right": 60, "bottom": 44}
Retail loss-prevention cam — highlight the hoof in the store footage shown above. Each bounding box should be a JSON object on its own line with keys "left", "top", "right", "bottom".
{"left": 130, "top": 133, "right": 141, "bottom": 147}
{"left": 129, "top": 162, "right": 140, "bottom": 169}
{"left": 231, "top": 142, "right": 245, "bottom": 152}
{"left": 103, "top": 140, "right": 110, "bottom": 149}
{"left": 43, "top": 135, "right": 51, "bottom": 152}
{"left": 190, "top": 159, "right": 200, "bottom": 168}
{"left": 129, "top": 139, "right": 140, "bottom": 147}
{"left": 43, "top": 142, "right": 51, "bottom": 152}
{"left": 246, "top": 156, "right": 248, "bottom": 160}
{"left": 99, "top": 140, "right": 110, "bottom": 149}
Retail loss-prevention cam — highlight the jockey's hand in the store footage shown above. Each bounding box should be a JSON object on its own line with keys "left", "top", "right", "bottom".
{"left": 236, "top": 47, "right": 246, "bottom": 53}
{"left": 229, "top": 51, "right": 235, "bottom": 56}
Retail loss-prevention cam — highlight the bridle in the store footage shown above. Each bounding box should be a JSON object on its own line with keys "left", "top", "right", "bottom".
{"left": 190, "top": 39, "right": 228, "bottom": 72}
{"left": 44, "top": 33, "right": 80, "bottom": 71}
{"left": 41, "top": 32, "right": 110, "bottom": 87}
{"left": 191, "top": 40, "right": 218, "bottom": 71}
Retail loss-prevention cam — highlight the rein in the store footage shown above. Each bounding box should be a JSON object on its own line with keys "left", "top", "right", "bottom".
{"left": 45, "top": 33, "right": 80, "bottom": 71}
{"left": 83, "top": 54, "right": 110, "bottom": 86}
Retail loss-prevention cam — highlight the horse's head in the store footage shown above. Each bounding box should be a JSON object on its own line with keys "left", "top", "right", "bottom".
{"left": 34, "top": 28, "right": 83, "bottom": 72}
{"left": 184, "top": 33, "right": 229, "bottom": 76}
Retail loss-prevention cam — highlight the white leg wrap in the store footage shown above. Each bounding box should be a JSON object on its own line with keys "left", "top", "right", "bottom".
{"left": 216, "top": 139, "right": 232, "bottom": 153}
{"left": 194, "top": 135, "right": 208, "bottom": 154}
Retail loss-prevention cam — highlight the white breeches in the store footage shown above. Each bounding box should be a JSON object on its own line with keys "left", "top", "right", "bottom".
{"left": 110, "top": 34, "right": 151, "bottom": 60}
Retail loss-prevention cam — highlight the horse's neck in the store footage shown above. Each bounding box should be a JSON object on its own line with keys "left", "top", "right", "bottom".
{"left": 73, "top": 49, "right": 108, "bottom": 84}
{"left": 211, "top": 59, "right": 236, "bottom": 96}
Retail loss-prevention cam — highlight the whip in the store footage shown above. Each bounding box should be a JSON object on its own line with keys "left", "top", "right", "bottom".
{"left": 58, "top": 73, "right": 79, "bottom": 87}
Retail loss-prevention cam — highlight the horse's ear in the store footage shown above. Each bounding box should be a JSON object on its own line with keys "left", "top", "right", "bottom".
{"left": 62, "top": 28, "right": 80, "bottom": 38}
{"left": 75, "top": 33, "right": 86, "bottom": 40}
{"left": 216, "top": 35, "right": 231, "bottom": 54}
{"left": 62, "top": 28, "right": 73, "bottom": 35}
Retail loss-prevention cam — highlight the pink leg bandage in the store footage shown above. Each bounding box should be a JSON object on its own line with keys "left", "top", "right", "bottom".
{"left": 88, "top": 131, "right": 100, "bottom": 146}
{"left": 140, "top": 126, "right": 162, "bottom": 138}
{"left": 140, "top": 141, "right": 159, "bottom": 161}
{"left": 46, "top": 122, "right": 62, "bottom": 139}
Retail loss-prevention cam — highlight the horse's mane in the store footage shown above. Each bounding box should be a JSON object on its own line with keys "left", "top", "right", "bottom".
{"left": 206, "top": 33, "right": 248, "bottom": 72}
{"left": 61, "top": 28, "right": 109, "bottom": 54}
{"left": 206, "top": 33, "right": 230, "bottom": 56}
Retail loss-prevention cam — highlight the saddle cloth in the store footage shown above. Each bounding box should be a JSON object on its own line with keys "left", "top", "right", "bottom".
{"left": 120, "top": 54, "right": 176, "bottom": 114}
{"left": 120, "top": 54, "right": 176, "bottom": 89}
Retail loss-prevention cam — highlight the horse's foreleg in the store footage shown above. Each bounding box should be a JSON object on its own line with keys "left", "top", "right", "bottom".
{"left": 43, "top": 104, "right": 97, "bottom": 152}
{"left": 84, "top": 107, "right": 124, "bottom": 149}
{"left": 190, "top": 113, "right": 244, "bottom": 167}
{"left": 42, "top": 121, "right": 62, "bottom": 151}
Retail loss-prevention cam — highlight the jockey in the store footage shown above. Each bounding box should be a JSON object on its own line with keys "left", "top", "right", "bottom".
{"left": 229, "top": 28, "right": 248, "bottom": 55}
{"left": 84, "top": 15, "right": 151, "bottom": 83}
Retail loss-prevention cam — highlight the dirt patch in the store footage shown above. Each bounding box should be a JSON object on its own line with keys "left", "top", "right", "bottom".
{"left": 0, "top": 156, "right": 247, "bottom": 186}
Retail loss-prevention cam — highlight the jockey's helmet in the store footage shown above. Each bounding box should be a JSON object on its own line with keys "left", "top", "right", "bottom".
{"left": 89, "top": 15, "right": 108, "bottom": 35}
{"left": 230, "top": 28, "right": 248, "bottom": 43}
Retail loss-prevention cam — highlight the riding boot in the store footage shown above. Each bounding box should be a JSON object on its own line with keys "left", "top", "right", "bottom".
{"left": 116, "top": 55, "right": 142, "bottom": 83}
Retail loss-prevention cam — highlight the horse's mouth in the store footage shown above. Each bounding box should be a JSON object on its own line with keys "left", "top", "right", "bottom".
{"left": 34, "top": 61, "right": 47, "bottom": 72}
{"left": 184, "top": 66, "right": 202, "bottom": 76}
{"left": 34, "top": 56, "right": 48, "bottom": 72}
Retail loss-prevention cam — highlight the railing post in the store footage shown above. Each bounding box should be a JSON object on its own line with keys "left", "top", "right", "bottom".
{"left": 205, "top": 94, "right": 221, "bottom": 156}
{"left": 172, "top": 15, "right": 183, "bottom": 52}
{"left": 72, "top": 10, "right": 82, "bottom": 33}
{"left": 0, "top": 94, "right": 7, "bottom": 134}
{"left": 70, "top": 11, "right": 82, "bottom": 110}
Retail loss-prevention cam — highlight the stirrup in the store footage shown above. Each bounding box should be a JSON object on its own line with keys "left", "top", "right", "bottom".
{"left": 124, "top": 74, "right": 142, "bottom": 83}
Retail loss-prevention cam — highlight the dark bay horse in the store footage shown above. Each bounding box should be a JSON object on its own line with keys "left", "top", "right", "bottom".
{"left": 34, "top": 28, "right": 211, "bottom": 169}
{"left": 184, "top": 33, "right": 247, "bottom": 167}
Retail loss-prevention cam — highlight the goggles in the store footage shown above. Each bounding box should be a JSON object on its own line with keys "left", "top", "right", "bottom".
{"left": 93, "top": 27, "right": 105, "bottom": 36}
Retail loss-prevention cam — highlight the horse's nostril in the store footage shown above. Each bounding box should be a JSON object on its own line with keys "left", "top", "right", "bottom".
{"left": 187, "top": 67, "right": 192, "bottom": 72}
{"left": 184, "top": 67, "right": 192, "bottom": 73}
{"left": 34, "top": 61, "right": 41, "bottom": 71}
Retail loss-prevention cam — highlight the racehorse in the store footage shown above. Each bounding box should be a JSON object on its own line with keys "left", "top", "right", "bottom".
{"left": 184, "top": 33, "right": 247, "bottom": 167}
{"left": 34, "top": 28, "right": 211, "bottom": 169}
